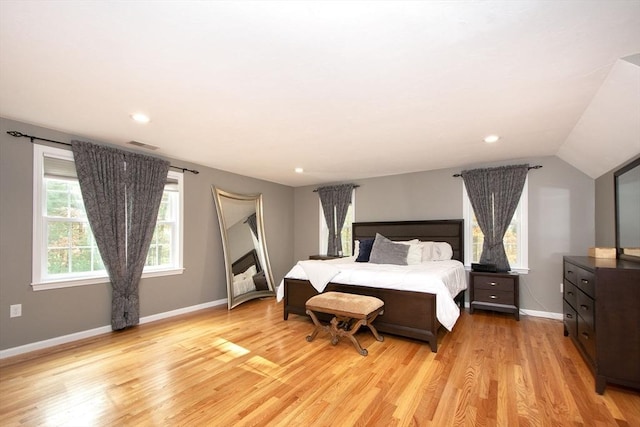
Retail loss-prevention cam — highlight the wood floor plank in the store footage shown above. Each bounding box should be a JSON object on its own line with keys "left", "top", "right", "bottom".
{"left": 1, "top": 298, "right": 639, "bottom": 426}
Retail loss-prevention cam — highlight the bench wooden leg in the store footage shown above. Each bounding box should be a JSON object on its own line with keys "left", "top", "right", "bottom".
{"left": 366, "top": 310, "right": 384, "bottom": 342}
{"left": 305, "top": 308, "right": 384, "bottom": 356}
{"left": 305, "top": 309, "right": 325, "bottom": 342}
{"left": 338, "top": 317, "right": 368, "bottom": 356}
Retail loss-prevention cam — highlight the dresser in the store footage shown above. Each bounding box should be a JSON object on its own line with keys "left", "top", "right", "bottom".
{"left": 563, "top": 256, "right": 640, "bottom": 394}
{"left": 469, "top": 271, "right": 520, "bottom": 320}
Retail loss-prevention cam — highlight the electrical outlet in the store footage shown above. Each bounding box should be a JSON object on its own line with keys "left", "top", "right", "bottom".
{"left": 560, "top": 283, "right": 563, "bottom": 293}
{"left": 10, "top": 304, "right": 22, "bottom": 318}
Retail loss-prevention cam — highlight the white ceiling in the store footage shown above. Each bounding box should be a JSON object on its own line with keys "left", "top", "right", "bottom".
{"left": 1, "top": 1, "right": 639, "bottom": 186}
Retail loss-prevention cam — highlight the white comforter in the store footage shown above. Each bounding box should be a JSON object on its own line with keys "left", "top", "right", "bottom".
{"left": 276, "top": 256, "right": 467, "bottom": 331}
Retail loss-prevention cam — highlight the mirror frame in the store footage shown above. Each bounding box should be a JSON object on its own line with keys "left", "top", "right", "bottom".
{"left": 212, "top": 187, "right": 275, "bottom": 309}
{"left": 614, "top": 157, "right": 640, "bottom": 263}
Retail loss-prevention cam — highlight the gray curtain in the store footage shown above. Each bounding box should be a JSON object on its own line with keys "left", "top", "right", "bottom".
{"left": 72, "top": 141, "right": 169, "bottom": 330}
{"left": 317, "top": 184, "right": 354, "bottom": 255}
{"left": 246, "top": 213, "right": 258, "bottom": 239}
{"left": 461, "top": 164, "right": 528, "bottom": 271}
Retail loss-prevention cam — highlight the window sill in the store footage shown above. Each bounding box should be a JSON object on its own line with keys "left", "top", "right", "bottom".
{"left": 31, "top": 268, "right": 185, "bottom": 291}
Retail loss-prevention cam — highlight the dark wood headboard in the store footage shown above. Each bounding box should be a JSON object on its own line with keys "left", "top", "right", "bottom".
{"left": 352, "top": 220, "right": 464, "bottom": 263}
{"left": 231, "top": 249, "right": 262, "bottom": 275}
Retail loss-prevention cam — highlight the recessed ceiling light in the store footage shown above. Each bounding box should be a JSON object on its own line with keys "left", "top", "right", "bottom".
{"left": 294, "top": 167, "right": 304, "bottom": 173}
{"left": 131, "top": 113, "right": 150, "bottom": 124}
{"left": 484, "top": 135, "right": 500, "bottom": 143}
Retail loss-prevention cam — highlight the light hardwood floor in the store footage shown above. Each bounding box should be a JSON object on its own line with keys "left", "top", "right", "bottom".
{"left": 1, "top": 298, "right": 639, "bottom": 426}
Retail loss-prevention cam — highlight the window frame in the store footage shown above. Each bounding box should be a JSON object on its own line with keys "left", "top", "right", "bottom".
{"left": 32, "top": 144, "right": 184, "bottom": 291}
{"left": 318, "top": 189, "right": 356, "bottom": 256}
{"left": 462, "top": 178, "right": 529, "bottom": 273}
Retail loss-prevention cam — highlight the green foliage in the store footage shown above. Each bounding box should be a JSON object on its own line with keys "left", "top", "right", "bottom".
{"left": 44, "top": 177, "right": 175, "bottom": 277}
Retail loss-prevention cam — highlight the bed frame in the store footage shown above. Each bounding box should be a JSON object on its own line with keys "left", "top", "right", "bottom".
{"left": 283, "top": 219, "right": 465, "bottom": 352}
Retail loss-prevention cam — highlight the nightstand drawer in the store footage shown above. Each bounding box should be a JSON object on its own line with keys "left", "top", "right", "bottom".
{"left": 473, "top": 289, "right": 515, "bottom": 305}
{"left": 472, "top": 274, "right": 515, "bottom": 292}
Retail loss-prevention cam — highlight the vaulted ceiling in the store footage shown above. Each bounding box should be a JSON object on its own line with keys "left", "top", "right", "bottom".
{"left": 1, "top": 1, "right": 639, "bottom": 186}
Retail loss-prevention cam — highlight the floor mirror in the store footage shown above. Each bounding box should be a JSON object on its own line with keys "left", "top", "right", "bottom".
{"left": 212, "top": 187, "right": 275, "bottom": 309}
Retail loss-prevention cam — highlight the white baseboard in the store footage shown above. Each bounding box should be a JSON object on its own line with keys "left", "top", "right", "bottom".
{"left": 463, "top": 302, "right": 562, "bottom": 320}
{"left": 0, "top": 298, "right": 227, "bottom": 360}
{"left": 519, "top": 308, "right": 563, "bottom": 320}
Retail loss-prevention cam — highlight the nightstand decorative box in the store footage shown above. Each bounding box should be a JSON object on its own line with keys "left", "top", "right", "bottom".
{"left": 469, "top": 271, "right": 520, "bottom": 320}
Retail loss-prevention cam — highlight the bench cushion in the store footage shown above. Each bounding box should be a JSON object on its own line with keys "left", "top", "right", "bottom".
{"left": 306, "top": 291, "right": 383, "bottom": 317}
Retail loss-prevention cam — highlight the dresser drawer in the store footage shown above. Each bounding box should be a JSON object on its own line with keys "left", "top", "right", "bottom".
{"left": 473, "top": 289, "right": 515, "bottom": 305}
{"left": 564, "top": 263, "right": 578, "bottom": 285}
{"left": 576, "top": 290, "right": 595, "bottom": 330}
{"left": 563, "top": 281, "right": 578, "bottom": 309}
{"left": 563, "top": 299, "right": 578, "bottom": 338}
{"left": 472, "top": 274, "right": 515, "bottom": 292}
{"left": 578, "top": 318, "right": 596, "bottom": 363}
{"left": 576, "top": 269, "right": 595, "bottom": 298}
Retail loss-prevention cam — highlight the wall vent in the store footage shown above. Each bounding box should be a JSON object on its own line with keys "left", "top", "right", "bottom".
{"left": 127, "top": 140, "right": 159, "bottom": 150}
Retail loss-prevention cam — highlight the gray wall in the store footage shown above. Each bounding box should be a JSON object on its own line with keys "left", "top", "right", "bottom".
{"left": 595, "top": 154, "right": 640, "bottom": 247}
{"left": 294, "top": 156, "right": 595, "bottom": 315}
{"left": 0, "top": 117, "right": 294, "bottom": 351}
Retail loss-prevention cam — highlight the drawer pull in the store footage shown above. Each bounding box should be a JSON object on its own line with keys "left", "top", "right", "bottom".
{"left": 566, "top": 313, "right": 573, "bottom": 319}
{"left": 567, "top": 270, "right": 573, "bottom": 274}
{"left": 580, "top": 305, "right": 589, "bottom": 311}
{"left": 567, "top": 291, "right": 574, "bottom": 296}
{"left": 488, "top": 282, "right": 497, "bottom": 286}
{"left": 581, "top": 332, "right": 590, "bottom": 340}
{"left": 581, "top": 279, "right": 589, "bottom": 284}
{"left": 490, "top": 295, "right": 498, "bottom": 299}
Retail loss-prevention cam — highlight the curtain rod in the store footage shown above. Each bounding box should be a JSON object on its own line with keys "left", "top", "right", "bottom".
{"left": 312, "top": 184, "right": 360, "bottom": 192}
{"left": 452, "top": 164, "right": 542, "bottom": 177}
{"left": 6, "top": 131, "right": 200, "bottom": 174}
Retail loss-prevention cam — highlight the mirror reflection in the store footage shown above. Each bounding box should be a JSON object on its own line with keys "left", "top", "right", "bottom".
{"left": 615, "top": 158, "right": 640, "bottom": 260}
{"left": 212, "top": 187, "right": 275, "bottom": 309}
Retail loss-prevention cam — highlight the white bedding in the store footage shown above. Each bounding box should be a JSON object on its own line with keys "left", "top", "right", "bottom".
{"left": 276, "top": 256, "right": 467, "bottom": 331}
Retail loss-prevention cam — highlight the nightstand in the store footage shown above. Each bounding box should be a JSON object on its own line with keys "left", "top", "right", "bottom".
{"left": 469, "top": 271, "right": 520, "bottom": 320}
{"left": 308, "top": 255, "right": 344, "bottom": 260}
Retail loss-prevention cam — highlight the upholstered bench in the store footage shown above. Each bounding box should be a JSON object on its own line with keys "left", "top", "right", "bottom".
{"left": 305, "top": 291, "right": 384, "bottom": 356}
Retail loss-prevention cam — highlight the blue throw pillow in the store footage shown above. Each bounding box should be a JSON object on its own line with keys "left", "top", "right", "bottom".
{"left": 356, "top": 238, "right": 375, "bottom": 262}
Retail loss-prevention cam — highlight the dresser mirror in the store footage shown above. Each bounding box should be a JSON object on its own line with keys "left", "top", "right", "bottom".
{"left": 212, "top": 187, "right": 275, "bottom": 309}
{"left": 614, "top": 157, "right": 640, "bottom": 262}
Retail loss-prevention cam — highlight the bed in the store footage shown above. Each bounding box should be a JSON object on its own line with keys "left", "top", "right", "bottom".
{"left": 280, "top": 220, "right": 467, "bottom": 352}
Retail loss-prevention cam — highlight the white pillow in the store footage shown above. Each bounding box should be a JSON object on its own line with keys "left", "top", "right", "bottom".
{"left": 243, "top": 265, "right": 258, "bottom": 277}
{"left": 353, "top": 240, "right": 360, "bottom": 258}
{"left": 432, "top": 242, "right": 453, "bottom": 261}
{"left": 416, "top": 241, "right": 435, "bottom": 262}
{"left": 397, "top": 240, "right": 423, "bottom": 265}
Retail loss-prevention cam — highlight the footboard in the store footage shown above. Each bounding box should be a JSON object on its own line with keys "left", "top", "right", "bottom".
{"left": 284, "top": 278, "right": 442, "bottom": 352}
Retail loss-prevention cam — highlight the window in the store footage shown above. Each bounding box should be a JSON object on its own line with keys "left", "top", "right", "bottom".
{"left": 462, "top": 179, "right": 528, "bottom": 272}
{"left": 319, "top": 190, "right": 355, "bottom": 256}
{"left": 33, "top": 144, "right": 183, "bottom": 290}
